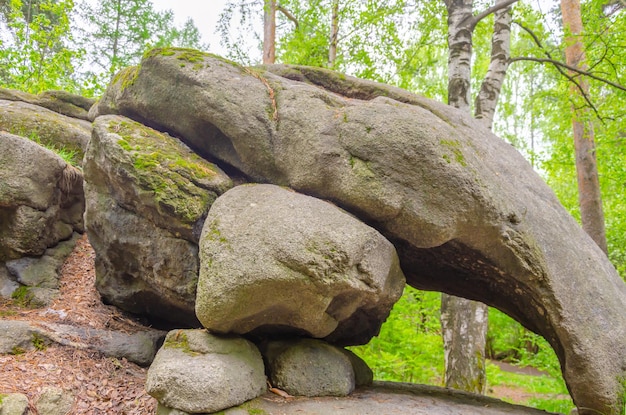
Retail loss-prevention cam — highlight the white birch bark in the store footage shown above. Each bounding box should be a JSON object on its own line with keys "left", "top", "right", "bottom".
{"left": 328, "top": 0, "right": 339, "bottom": 68}
{"left": 475, "top": 1, "right": 512, "bottom": 128}
{"left": 445, "top": 0, "right": 473, "bottom": 111}
{"left": 441, "top": 0, "right": 515, "bottom": 395}
{"left": 441, "top": 294, "right": 488, "bottom": 393}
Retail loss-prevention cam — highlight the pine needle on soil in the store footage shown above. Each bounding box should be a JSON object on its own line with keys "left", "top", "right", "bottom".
{"left": 0, "top": 234, "right": 157, "bottom": 414}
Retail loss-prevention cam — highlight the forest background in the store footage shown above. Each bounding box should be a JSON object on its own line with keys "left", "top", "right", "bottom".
{"left": 1, "top": 0, "right": 625, "bottom": 414}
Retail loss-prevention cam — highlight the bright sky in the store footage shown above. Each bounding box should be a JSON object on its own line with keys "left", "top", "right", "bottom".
{"left": 150, "top": 0, "right": 230, "bottom": 56}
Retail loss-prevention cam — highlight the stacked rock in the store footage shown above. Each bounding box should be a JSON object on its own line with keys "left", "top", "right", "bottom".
{"left": 147, "top": 184, "right": 406, "bottom": 413}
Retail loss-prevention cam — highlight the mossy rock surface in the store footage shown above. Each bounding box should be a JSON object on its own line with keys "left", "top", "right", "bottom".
{"left": 0, "top": 86, "right": 95, "bottom": 120}
{"left": 82, "top": 115, "right": 232, "bottom": 326}
{"left": 146, "top": 330, "right": 266, "bottom": 413}
{"left": 0, "top": 99, "right": 91, "bottom": 166}
{"left": 110, "top": 117, "right": 231, "bottom": 226}
{"left": 87, "top": 115, "right": 232, "bottom": 240}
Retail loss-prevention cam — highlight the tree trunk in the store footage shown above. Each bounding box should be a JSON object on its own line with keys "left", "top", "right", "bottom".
{"left": 446, "top": 0, "right": 473, "bottom": 111}
{"left": 475, "top": 1, "right": 512, "bottom": 127}
{"left": 328, "top": 0, "right": 339, "bottom": 68}
{"left": 263, "top": 0, "right": 276, "bottom": 64}
{"left": 560, "top": 0, "right": 608, "bottom": 253}
{"left": 441, "top": 0, "right": 487, "bottom": 395}
{"left": 111, "top": 0, "right": 122, "bottom": 73}
{"left": 441, "top": 294, "right": 488, "bottom": 393}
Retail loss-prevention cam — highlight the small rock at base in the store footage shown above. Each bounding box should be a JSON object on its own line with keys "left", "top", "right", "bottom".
{"left": 146, "top": 330, "right": 266, "bottom": 414}
{"left": 0, "top": 392, "right": 29, "bottom": 415}
{"left": 35, "top": 386, "right": 74, "bottom": 415}
{"left": 263, "top": 338, "right": 356, "bottom": 397}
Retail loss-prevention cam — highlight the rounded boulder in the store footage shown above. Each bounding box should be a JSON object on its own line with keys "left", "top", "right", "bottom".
{"left": 195, "top": 184, "right": 405, "bottom": 345}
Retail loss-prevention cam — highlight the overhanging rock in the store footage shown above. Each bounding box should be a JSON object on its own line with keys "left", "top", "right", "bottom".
{"left": 91, "top": 48, "right": 626, "bottom": 415}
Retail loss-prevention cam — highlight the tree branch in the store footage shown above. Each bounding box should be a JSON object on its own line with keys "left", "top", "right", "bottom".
{"left": 510, "top": 56, "right": 602, "bottom": 119}
{"left": 469, "top": 0, "right": 519, "bottom": 30}
{"left": 513, "top": 21, "right": 553, "bottom": 58}
{"left": 277, "top": 4, "right": 298, "bottom": 29}
{"left": 510, "top": 56, "right": 626, "bottom": 93}
{"left": 512, "top": 20, "right": 626, "bottom": 122}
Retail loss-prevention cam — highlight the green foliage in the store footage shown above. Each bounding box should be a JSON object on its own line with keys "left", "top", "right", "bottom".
{"left": 486, "top": 363, "right": 575, "bottom": 413}
{"left": 529, "top": 0, "right": 626, "bottom": 281}
{"left": 486, "top": 309, "right": 574, "bottom": 412}
{"left": 218, "top": 0, "right": 412, "bottom": 84}
{"left": 74, "top": 0, "right": 207, "bottom": 96}
{"left": 487, "top": 309, "right": 563, "bottom": 380}
{"left": 392, "top": 1, "right": 447, "bottom": 101}
{"left": 11, "top": 345, "right": 26, "bottom": 355}
{"left": 32, "top": 333, "right": 47, "bottom": 351}
{"left": 10, "top": 285, "right": 33, "bottom": 308}
{"left": 351, "top": 287, "right": 573, "bottom": 411}
{"left": 0, "top": 0, "right": 80, "bottom": 93}
{"left": 349, "top": 287, "right": 444, "bottom": 385}
{"left": 19, "top": 129, "right": 81, "bottom": 166}
{"left": 0, "top": 309, "right": 17, "bottom": 317}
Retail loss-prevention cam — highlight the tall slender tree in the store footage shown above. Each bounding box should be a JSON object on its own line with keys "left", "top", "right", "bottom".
{"left": 441, "top": 0, "right": 516, "bottom": 394}
{"left": 263, "top": 0, "right": 276, "bottom": 64}
{"left": 560, "top": 0, "right": 607, "bottom": 253}
{"left": 328, "top": 0, "right": 339, "bottom": 68}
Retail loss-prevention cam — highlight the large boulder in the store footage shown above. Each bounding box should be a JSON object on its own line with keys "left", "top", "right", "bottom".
{"left": 0, "top": 132, "right": 84, "bottom": 262}
{"left": 0, "top": 130, "right": 84, "bottom": 304}
{"left": 0, "top": 87, "right": 95, "bottom": 120}
{"left": 0, "top": 99, "right": 92, "bottom": 166}
{"left": 92, "top": 47, "right": 626, "bottom": 414}
{"left": 83, "top": 115, "right": 232, "bottom": 325}
{"left": 146, "top": 329, "right": 266, "bottom": 413}
{"left": 195, "top": 184, "right": 405, "bottom": 345}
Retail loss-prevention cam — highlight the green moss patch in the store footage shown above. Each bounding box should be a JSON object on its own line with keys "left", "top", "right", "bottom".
{"left": 11, "top": 286, "right": 34, "bottom": 308}
{"left": 109, "top": 119, "right": 230, "bottom": 224}
{"left": 113, "top": 66, "right": 139, "bottom": 91}
{"left": 240, "top": 403, "right": 269, "bottom": 415}
{"left": 144, "top": 47, "right": 209, "bottom": 64}
{"left": 203, "top": 219, "right": 229, "bottom": 246}
{"left": 32, "top": 333, "right": 47, "bottom": 351}
{"left": 163, "top": 330, "right": 200, "bottom": 356}
{"left": 440, "top": 139, "right": 467, "bottom": 167}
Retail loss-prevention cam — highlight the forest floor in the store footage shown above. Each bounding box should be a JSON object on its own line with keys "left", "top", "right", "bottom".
{"left": 0, "top": 235, "right": 156, "bottom": 414}
{"left": 0, "top": 234, "right": 556, "bottom": 414}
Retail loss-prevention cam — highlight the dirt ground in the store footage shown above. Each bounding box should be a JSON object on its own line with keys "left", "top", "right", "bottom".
{"left": 0, "top": 235, "right": 157, "bottom": 414}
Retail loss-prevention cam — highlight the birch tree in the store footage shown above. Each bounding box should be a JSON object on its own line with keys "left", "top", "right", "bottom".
{"left": 441, "top": 0, "right": 516, "bottom": 394}
{"left": 328, "top": 0, "right": 339, "bottom": 68}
